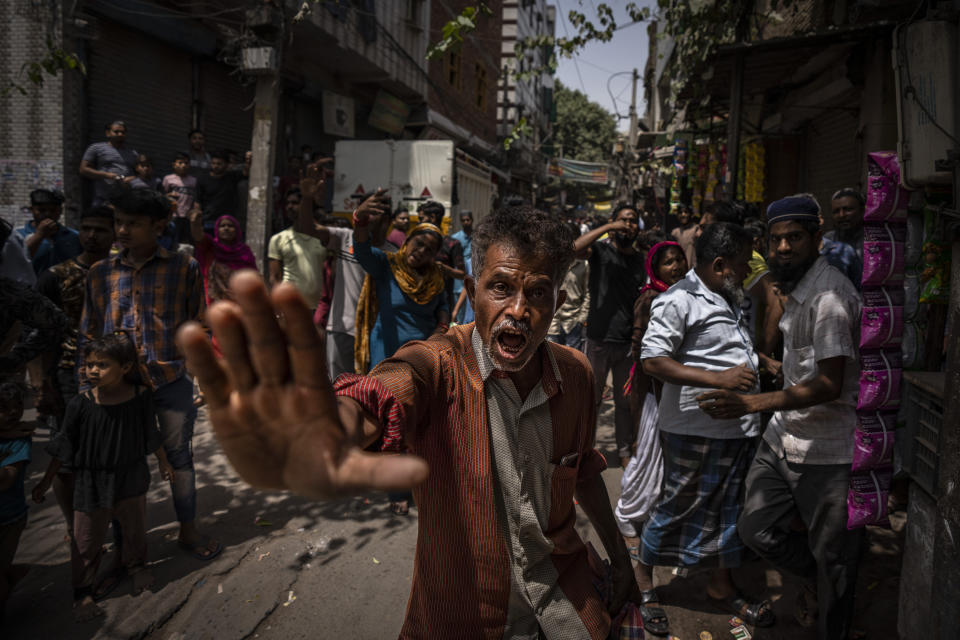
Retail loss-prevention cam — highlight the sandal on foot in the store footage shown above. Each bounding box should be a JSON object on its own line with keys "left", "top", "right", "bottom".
{"left": 390, "top": 500, "right": 410, "bottom": 516}
{"left": 710, "top": 591, "right": 775, "bottom": 628}
{"left": 177, "top": 537, "right": 223, "bottom": 561}
{"left": 638, "top": 589, "right": 670, "bottom": 637}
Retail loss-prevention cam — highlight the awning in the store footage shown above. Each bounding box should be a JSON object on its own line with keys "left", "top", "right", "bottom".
{"left": 678, "top": 21, "right": 897, "bottom": 109}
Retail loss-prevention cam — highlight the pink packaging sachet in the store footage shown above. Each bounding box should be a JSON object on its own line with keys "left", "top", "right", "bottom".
{"left": 847, "top": 467, "right": 893, "bottom": 529}
{"left": 864, "top": 151, "right": 909, "bottom": 222}
{"left": 851, "top": 412, "right": 897, "bottom": 471}
{"left": 862, "top": 224, "right": 906, "bottom": 286}
{"left": 860, "top": 287, "right": 904, "bottom": 349}
{"left": 858, "top": 349, "right": 902, "bottom": 411}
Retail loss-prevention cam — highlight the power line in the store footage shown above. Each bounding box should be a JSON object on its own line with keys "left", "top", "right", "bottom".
{"left": 556, "top": 0, "right": 587, "bottom": 94}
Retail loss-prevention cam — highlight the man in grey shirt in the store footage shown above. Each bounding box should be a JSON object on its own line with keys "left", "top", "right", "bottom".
{"left": 79, "top": 120, "right": 138, "bottom": 206}
{"left": 699, "top": 195, "right": 863, "bottom": 640}
{"left": 637, "top": 222, "right": 778, "bottom": 634}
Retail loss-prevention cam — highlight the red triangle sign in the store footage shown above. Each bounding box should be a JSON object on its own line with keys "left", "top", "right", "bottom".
{"left": 420, "top": 186, "right": 432, "bottom": 198}
{"left": 354, "top": 184, "right": 365, "bottom": 195}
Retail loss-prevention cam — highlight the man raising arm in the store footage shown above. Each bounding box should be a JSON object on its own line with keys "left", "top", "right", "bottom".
{"left": 179, "top": 206, "right": 641, "bottom": 638}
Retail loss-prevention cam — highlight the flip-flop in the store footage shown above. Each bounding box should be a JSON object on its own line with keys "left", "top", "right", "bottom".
{"left": 710, "top": 591, "right": 776, "bottom": 628}
{"left": 638, "top": 589, "right": 670, "bottom": 637}
{"left": 177, "top": 537, "right": 223, "bottom": 561}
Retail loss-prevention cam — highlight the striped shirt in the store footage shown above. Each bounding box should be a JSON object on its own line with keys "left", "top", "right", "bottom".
{"left": 79, "top": 247, "right": 204, "bottom": 389}
{"left": 473, "top": 329, "right": 592, "bottom": 640}
{"left": 335, "top": 324, "right": 610, "bottom": 639}
{"left": 764, "top": 257, "right": 861, "bottom": 464}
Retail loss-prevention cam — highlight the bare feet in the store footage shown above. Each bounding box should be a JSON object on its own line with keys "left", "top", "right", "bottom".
{"left": 131, "top": 569, "right": 155, "bottom": 595}
{"left": 73, "top": 596, "right": 104, "bottom": 622}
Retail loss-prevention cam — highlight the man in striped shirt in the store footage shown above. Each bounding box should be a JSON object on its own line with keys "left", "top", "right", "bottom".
{"left": 80, "top": 187, "right": 221, "bottom": 562}
{"left": 180, "top": 204, "right": 641, "bottom": 638}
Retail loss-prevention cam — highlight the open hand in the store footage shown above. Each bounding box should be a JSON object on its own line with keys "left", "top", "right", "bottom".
{"left": 714, "top": 363, "right": 757, "bottom": 392}
{"left": 176, "top": 271, "right": 428, "bottom": 499}
{"left": 300, "top": 159, "right": 332, "bottom": 202}
{"left": 354, "top": 188, "right": 390, "bottom": 224}
{"left": 696, "top": 390, "right": 753, "bottom": 419}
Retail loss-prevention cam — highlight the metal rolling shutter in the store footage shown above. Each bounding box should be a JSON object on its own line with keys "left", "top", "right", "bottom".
{"left": 803, "top": 106, "right": 862, "bottom": 214}
{"left": 85, "top": 19, "right": 192, "bottom": 176}
{"left": 197, "top": 60, "right": 254, "bottom": 156}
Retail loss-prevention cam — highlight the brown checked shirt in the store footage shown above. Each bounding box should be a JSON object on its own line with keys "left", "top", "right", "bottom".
{"left": 335, "top": 324, "right": 609, "bottom": 639}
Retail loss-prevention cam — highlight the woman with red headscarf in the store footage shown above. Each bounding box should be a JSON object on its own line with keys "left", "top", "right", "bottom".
{"left": 616, "top": 239, "right": 688, "bottom": 637}
{"left": 189, "top": 206, "right": 257, "bottom": 305}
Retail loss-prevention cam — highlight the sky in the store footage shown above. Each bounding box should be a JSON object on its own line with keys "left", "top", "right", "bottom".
{"left": 552, "top": 0, "right": 656, "bottom": 133}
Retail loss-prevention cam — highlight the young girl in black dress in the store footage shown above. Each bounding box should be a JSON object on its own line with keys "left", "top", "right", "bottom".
{"left": 33, "top": 332, "right": 173, "bottom": 621}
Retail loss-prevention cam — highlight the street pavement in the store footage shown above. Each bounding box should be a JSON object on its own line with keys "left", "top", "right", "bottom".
{"left": 6, "top": 398, "right": 904, "bottom": 640}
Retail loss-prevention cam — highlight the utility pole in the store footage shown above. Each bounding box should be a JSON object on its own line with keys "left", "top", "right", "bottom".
{"left": 246, "top": 78, "right": 281, "bottom": 270}
{"left": 625, "top": 68, "right": 639, "bottom": 202}
{"left": 242, "top": 6, "right": 284, "bottom": 270}
{"left": 628, "top": 68, "right": 639, "bottom": 151}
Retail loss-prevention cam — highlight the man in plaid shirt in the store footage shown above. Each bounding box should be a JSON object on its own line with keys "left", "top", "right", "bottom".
{"left": 80, "top": 187, "right": 221, "bottom": 562}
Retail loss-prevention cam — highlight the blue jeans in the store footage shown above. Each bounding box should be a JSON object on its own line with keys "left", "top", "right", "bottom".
{"left": 154, "top": 376, "right": 198, "bottom": 524}
{"left": 547, "top": 323, "right": 584, "bottom": 352}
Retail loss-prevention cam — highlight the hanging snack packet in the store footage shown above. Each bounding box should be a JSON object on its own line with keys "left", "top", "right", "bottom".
{"left": 864, "top": 152, "right": 909, "bottom": 222}
{"left": 860, "top": 287, "right": 904, "bottom": 349}
{"left": 851, "top": 412, "right": 897, "bottom": 471}
{"left": 847, "top": 467, "right": 893, "bottom": 529}
{"left": 862, "top": 224, "right": 906, "bottom": 286}
{"left": 858, "top": 350, "right": 902, "bottom": 411}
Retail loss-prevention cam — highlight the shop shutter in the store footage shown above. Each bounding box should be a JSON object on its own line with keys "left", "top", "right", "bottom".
{"left": 803, "top": 106, "right": 862, "bottom": 215}
{"left": 85, "top": 19, "right": 192, "bottom": 177}
{"left": 197, "top": 60, "right": 254, "bottom": 157}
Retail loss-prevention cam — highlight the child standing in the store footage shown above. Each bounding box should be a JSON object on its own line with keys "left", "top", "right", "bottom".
{"left": 162, "top": 152, "right": 197, "bottom": 244}
{"left": 33, "top": 333, "right": 173, "bottom": 621}
{"left": 0, "top": 383, "right": 32, "bottom": 623}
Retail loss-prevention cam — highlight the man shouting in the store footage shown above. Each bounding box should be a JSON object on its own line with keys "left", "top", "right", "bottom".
{"left": 179, "top": 204, "right": 639, "bottom": 639}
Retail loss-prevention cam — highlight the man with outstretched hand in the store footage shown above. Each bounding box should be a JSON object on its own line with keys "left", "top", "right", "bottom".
{"left": 178, "top": 205, "right": 640, "bottom": 639}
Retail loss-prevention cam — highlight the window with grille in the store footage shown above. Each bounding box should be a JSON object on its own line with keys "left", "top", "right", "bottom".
{"left": 475, "top": 64, "right": 488, "bottom": 110}
{"left": 444, "top": 51, "right": 462, "bottom": 90}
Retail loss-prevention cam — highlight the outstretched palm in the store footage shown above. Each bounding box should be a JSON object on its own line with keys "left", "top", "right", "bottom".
{"left": 177, "top": 272, "right": 428, "bottom": 499}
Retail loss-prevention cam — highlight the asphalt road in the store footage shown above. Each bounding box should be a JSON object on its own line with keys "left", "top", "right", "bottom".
{"left": 6, "top": 399, "right": 904, "bottom": 640}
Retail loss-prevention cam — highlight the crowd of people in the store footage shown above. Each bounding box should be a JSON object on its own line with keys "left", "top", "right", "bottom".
{"left": 0, "top": 118, "right": 872, "bottom": 639}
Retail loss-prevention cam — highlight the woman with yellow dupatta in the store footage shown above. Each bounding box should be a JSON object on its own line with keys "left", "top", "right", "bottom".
{"left": 352, "top": 191, "right": 450, "bottom": 375}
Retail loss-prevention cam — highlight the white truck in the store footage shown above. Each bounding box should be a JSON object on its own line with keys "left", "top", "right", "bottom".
{"left": 331, "top": 140, "right": 498, "bottom": 234}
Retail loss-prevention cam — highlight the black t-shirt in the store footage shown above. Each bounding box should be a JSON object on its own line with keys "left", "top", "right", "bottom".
{"left": 586, "top": 241, "right": 646, "bottom": 343}
{"left": 197, "top": 170, "right": 244, "bottom": 225}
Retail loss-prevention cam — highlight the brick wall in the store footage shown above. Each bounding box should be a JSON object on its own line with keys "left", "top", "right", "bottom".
{"left": 0, "top": 0, "right": 69, "bottom": 229}
{"left": 428, "top": 0, "right": 501, "bottom": 146}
